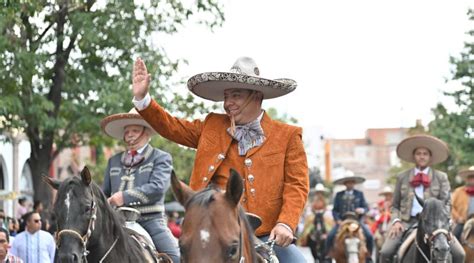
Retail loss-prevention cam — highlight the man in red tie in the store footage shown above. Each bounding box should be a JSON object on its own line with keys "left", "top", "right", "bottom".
{"left": 379, "top": 134, "right": 465, "bottom": 262}
{"left": 451, "top": 166, "right": 474, "bottom": 241}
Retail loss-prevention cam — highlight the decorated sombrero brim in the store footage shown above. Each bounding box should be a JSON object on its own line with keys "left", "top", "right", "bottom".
{"left": 333, "top": 171, "right": 365, "bottom": 185}
{"left": 459, "top": 166, "right": 474, "bottom": 179}
{"left": 187, "top": 57, "right": 297, "bottom": 102}
{"left": 396, "top": 134, "right": 449, "bottom": 165}
{"left": 100, "top": 109, "right": 156, "bottom": 140}
{"left": 378, "top": 186, "right": 393, "bottom": 196}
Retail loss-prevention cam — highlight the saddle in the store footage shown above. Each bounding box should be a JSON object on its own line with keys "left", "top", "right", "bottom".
{"left": 246, "top": 213, "right": 279, "bottom": 263}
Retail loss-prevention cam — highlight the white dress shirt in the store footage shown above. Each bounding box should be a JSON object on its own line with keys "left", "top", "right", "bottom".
{"left": 10, "top": 230, "right": 55, "bottom": 263}
{"left": 410, "top": 167, "right": 430, "bottom": 217}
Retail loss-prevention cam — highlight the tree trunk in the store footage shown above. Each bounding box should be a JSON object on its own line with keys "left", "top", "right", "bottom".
{"left": 28, "top": 141, "right": 53, "bottom": 210}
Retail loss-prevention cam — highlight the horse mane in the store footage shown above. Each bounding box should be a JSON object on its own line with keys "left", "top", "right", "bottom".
{"left": 88, "top": 181, "right": 145, "bottom": 261}
{"left": 185, "top": 186, "right": 258, "bottom": 263}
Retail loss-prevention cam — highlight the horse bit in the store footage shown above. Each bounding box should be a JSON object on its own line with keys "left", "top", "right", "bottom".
{"left": 55, "top": 188, "right": 118, "bottom": 262}
{"left": 415, "top": 228, "right": 453, "bottom": 262}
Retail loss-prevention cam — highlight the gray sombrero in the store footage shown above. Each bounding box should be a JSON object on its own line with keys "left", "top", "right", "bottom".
{"left": 396, "top": 134, "right": 449, "bottom": 165}
{"left": 333, "top": 170, "right": 365, "bottom": 185}
{"left": 459, "top": 166, "right": 474, "bottom": 179}
{"left": 187, "top": 57, "right": 297, "bottom": 102}
{"left": 100, "top": 108, "right": 156, "bottom": 140}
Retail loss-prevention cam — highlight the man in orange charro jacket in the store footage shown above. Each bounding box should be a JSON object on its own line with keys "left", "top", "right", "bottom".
{"left": 452, "top": 166, "right": 474, "bottom": 241}
{"left": 131, "top": 57, "right": 309, "bottom": 262}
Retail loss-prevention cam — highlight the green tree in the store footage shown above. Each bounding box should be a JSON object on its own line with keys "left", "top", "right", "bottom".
{"left": 0, "top": 1, "right": 223, "bottom": 206}
{"left": 429, "top": 9, "right": 474, "bottom": 187}
{"left": 266, "top": 107, "right": 298, "bottom": 124}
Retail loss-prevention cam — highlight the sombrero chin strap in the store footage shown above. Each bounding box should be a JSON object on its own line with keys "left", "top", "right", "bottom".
{"left": 228, "top": 91, "right": 259, "bottom": 136}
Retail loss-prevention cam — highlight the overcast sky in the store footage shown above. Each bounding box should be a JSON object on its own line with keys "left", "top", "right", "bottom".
{"left": 155, "top": 0, "right": 473, "bottom": 141}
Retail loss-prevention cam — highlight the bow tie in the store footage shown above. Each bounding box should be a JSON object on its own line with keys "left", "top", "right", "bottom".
{"left": 410, "top": 172, "right": 430, "bottom": 188}
{"left": 465, "top": 186, "right": 474, "bottom": 196}
{"left": 121, "top": 150, "right": 145, "bottom": 167}
{"left": 227, "top": 118, "right": 265, "bottom": 156}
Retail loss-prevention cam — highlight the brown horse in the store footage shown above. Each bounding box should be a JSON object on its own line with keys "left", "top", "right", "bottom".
{"left": 461, "top": 217, "right": 474, "bottom": 262}
{"left": 171, "top": 169, "right": 260, "bottom": 263}
{"left": 329, "top": 218, "right": 368, "bottom": 263}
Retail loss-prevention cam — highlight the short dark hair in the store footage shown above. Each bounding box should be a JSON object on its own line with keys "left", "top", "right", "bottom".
{"left": 33, "top": 200, "right": 42, "bottom": 210}
{"left": 0, "top": 228, "right": 9, "bottom": 243}
{"left": 23, "top": 212, "right": 37, "bottom": 223}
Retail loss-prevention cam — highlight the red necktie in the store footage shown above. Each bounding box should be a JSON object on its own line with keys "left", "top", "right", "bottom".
{"left": 410, "top": 172, "right": 430, "bottom": 188}
{"left": 130, "top": 150, "right": 138, "bottom": 157}
{"left": 465, "top": 186, "right": 474, "bottom": 196}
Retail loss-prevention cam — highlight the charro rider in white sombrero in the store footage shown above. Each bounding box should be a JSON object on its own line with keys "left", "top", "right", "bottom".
{"left": 380, "top": 134, "right": 465, "bottom": 262}
{"left": 326, "top": 170, "right": 373, "bottom": 260}
{"left": 131, "top": 57, "right": 309, "bottom": 262}
{"left": 100, "top": 109, "right": 180, "bottom": 262}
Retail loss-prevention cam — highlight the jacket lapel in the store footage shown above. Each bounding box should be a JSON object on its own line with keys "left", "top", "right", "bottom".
{"left": 246, "top": 112, "right": 273, "bottom": 157}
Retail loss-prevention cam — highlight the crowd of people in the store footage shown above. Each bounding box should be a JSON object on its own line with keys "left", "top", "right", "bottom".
{"left": 298, "top": 134, "right": 473, "bottom": 262}
{"left": 0, "top": 198, "right": 56, "bottom": 263}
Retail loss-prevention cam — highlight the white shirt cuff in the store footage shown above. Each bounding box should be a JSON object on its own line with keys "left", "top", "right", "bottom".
{"left": 132, "top": 93, "right": 151, "bottom": 111}
{"left": 277, "top": 222, "right": 294, "bottom": 234}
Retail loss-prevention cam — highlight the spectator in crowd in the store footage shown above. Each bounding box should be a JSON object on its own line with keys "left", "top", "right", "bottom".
{"left": 10, "top": 212, "right": 55, "bottom": 263}
{"left": 167, "top": 212, "right": 182, "bottom": 238}
{"left": 0, "top": 228, "right": 23, "bottom": 263}
{"left": 16, "top": 198, "right": 28, "bottom": 220}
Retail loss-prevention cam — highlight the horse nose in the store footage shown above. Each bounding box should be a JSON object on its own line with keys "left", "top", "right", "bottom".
{"left": 57, "top": 253, "right": 81, "bottom": 263}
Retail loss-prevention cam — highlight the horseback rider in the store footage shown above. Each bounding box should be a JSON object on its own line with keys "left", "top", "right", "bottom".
{"left": 370, "top": 186, "right": 393, "bottom": 234}
{"left": 100, "top": 109, "right": 180, "bottom": 262}
{"left": 452, "top": 166, "right": 474, "bottom": 241}
{"left": 325, "top": 170, "right": 374, "bottom": 261}
{"left": 131, "top": 57, "right": 309, "bottom": 262}
{"left": 379, "top": 134, "right": 465, "bottom": 262}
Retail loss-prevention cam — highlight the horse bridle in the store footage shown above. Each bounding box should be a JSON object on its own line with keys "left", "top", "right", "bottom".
{"left": 415, "top": 228, "right": 453, "bottom": 262}
{"left": 55, "top": 187, "right": 118, "bottom": 262}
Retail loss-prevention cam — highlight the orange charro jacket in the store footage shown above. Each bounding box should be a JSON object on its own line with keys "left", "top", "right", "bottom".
{"left": 138, "top": 99, "right": 309, "bottom": 236}
{"left": 452, "top": 186, "right": 469, "bottom": 223}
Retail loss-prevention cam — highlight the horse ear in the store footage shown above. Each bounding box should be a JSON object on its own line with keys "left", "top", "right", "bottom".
{"left": 226, "top": 169, "right": 243, "bottom": 206}
{"left": 81, "top": 166, "right": 92, "bottom": 186}
{"left": 171, "top": 170, "right": 195, "bottom": 206}
{"left": 43, "top": 176, "right": 60, "bottom": 190}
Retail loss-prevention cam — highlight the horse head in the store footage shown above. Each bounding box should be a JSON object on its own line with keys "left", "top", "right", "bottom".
{"left": 417, "top": 198, "right": 452, "bottom": 263}
{"left": 171, "top": 169, "right": 257, "bottom": 263}
{"left": 45, "top": 166, "right": 97, "bottom": 262}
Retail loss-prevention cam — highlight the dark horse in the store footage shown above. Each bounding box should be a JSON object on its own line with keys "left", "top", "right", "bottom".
{"left": 171, "top": 169, "right": 261, "bottom": 263}
{"left": 45, "top": 167, "right": 170, "bottom": 263}
{"left": 307, "top": 211, "right": 327, "bottom": 262}
{"left": 399, "top": 197, "right": 452, "bottom": 263}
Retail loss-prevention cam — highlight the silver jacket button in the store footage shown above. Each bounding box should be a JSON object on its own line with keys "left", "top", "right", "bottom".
{"left": 218, "top": 153, "right": 226, "bottom": 160}
{"left": 244, "top": 158, "right": 252, "bottom": 167}
{"left": 208, "top": 165, "right": 215, "bottom": 172}
{"left": 248, "top": 174, "right": 255, "bottom": 183}
{"left": 203, "top": 177, "right": 209, "bottom": 182}
{"left": 250, "top": 188, "right": 256, "bottom": 195}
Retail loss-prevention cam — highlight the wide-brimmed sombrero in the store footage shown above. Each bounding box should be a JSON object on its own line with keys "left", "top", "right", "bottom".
{"left": 310, "top": 183, "right": 328, "bottom": 194}
{"left": 100, "top": 108, "right": 156, "bottom": 140}
{"left": 187, "top": 57, "right": 297, "bottom": 102}
{"left": 378, "top": 186, "right": 393, "bottom": 196}
{"left": 459, "top": 166, "right": 474, "bottom": 179}
{"left": 396, "top": 134, "right": 449, "bottom": 165}
{"left": 333, "top": 170, "right": 365, "bottom": 185}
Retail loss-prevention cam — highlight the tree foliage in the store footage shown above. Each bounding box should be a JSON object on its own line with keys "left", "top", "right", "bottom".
{"left": 0, "top": 0, "right": 224, "bottom": 205}
{"left": 429, "top": 9, "right": 474, "bottom": 187}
